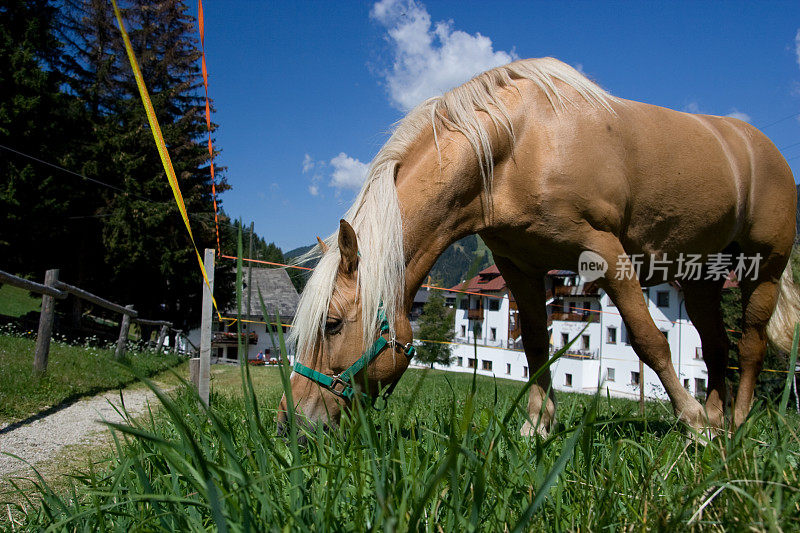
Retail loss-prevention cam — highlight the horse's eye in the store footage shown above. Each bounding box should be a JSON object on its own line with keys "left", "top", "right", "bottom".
{"left": 325, "top": 317, "right": 343, "bottom": 335}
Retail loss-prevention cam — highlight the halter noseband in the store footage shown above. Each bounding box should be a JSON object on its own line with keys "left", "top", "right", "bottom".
{"left": 292, "top": 309, "right": 416, "bottom": 403}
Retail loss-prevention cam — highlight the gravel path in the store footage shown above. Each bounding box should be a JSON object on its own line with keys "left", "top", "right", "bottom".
{"left": 0, "top": 385, "right": 168, "bottom": 477}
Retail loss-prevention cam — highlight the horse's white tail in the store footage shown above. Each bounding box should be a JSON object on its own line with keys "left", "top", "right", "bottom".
{"left": 766, "top": 263, "right": 800, "bottom": 352}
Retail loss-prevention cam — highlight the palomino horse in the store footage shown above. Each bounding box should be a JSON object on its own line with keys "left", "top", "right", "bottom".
{"left": 280, "top": 57, "right": 797, "bottom": 436}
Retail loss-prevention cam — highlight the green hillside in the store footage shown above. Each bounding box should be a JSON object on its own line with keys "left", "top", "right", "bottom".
{"left": 287, "top": 234, "right": 492, "bottom": 289}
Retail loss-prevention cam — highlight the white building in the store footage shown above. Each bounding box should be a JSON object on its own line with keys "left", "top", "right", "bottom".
{"left": 424, "top": 266, "right": 717, "bottom": 401}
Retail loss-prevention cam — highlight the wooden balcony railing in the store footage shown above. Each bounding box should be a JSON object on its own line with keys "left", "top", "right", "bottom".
{"left": 213, "top": 331, "right": 258, "bottom": 346}
{"left": 467, "top": 308, "right": 484, "bottom": 320}
{"left": 553, "top": 285, "right": 599, "bottom": 297}
{"left": 549, "top": 311, "right": 588, "bottom": 322}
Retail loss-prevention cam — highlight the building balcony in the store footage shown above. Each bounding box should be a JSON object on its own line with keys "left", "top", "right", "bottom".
{"left": 213, "top": 331, "right": 258, "bottom": 346}
{"left": 467, "top": 308, "right": 484, "bottom": 320}
{"left": 551, "top": 346, "right": 599, "bottom": 359}
{"left": 550, "top": 311, "right": 590, "bottom": 322}
{"left": 554, "top": 285, "right": 599, "bottom": 297}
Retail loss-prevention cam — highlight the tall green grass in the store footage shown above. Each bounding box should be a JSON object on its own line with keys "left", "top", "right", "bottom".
{"left": 5, "top": 234, "right": 799, "bottom": 530}
{"left": 6, "top": 365, "right": 799, "bottom": 531}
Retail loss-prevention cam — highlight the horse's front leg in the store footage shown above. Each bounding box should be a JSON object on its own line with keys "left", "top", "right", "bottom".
{"left": 493, "top": 257, "right": 555, "bottom": 437}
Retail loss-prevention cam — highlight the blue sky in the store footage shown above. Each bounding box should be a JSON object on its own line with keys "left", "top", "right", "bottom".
{"left": 192, "top": 0, "right": 800, "bottom": 252}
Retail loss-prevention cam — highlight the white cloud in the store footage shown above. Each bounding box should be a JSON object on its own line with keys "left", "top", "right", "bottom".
{"left": 303, "top": 154, "right": 326, "bottom": 196}
{"left": 329, "top": 152, "right": 369, "bottom": 190}
{"left": 726, "top": 109, "right": 751, "bottom": 123}
{"left": 795, "top": 28, "right": 800, "bottom": 69}
{"left": 371, "top": 0, "right": 516, "bottom": 110}
{"left": 302, "top": 153, "right": 315, "bottom": 173}
{"left": 683, "top": 101, "right": 701, "bottom": 114}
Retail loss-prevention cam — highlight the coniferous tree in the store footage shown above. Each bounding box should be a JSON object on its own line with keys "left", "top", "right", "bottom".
{"left": 0, "top": 0, "right": 84, "bottom": 277}
{"left": 415, "top": 283, "right": 454, "bottom": 367}
{"left": 106, "top": 0, "right": 231, "bottom": 327}
{"left": 54, "top": 0, "right": 128, "bottom": 324}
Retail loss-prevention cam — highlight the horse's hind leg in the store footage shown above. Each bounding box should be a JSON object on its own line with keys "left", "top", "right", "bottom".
{"left": 681, "top": 280, "right": 729, "bottom": 428}
{"left": 734, "top": 267, "right": 783, "bottom": 426}
{"left": 493, "top": 256, "right": 555, "bottom": 437}
{"left": 589, "top": 235, "right": 708, "bottom": 430}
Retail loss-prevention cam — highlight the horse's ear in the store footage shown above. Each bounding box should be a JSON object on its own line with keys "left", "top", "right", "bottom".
{"left": 338, "top": 219, "right": 359, "bottom": 276}
{"left": 316, "top": 236, "right": 329, "bottom": 254}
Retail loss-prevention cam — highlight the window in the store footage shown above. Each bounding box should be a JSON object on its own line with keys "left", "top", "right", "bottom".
{"left": 583, "top": 301, "right": 591, "bottom": 313}
{"left": 506, "top": 363, "right": 511, "bottom": 374}
{"left": 623, "top": 327, "right": 631, "bottom": 345}
{"left": 631, "top": 371, "right": 641, "bottom": 386}
{"left": 468, "top": 358, "right": 477, "bottom": 369}
{"left": 490, "top": 327, "right": 497, "bottom": 341}
{"left": 460, "top": 325, "right": 466, "bottom": 337}
{"left": 607, "top": 327, "right": 617, "bottom": 344}
{"left": 695, "top": 347, "right": 703, "bottom": 360}
{"left": 565, "top": 373, "right": 573, "bottom": 387}
{"left": 523, "top": 366, "right": 529, "bottom": 378}
{"left": 656, "top": 291, "right": 670, "bottom": 308}
{"left": 581, "top": 334, "right": 590, "bottom": 350}
{"left": 456, "top": 357, "right": 463, "bottom": 366}
{"left": 475, "top": 324, "right": 482, "bottom": 338}
{"left": 460, "top": 299, "right": 469, "bottom": 310}
{"left": 684, "top": 378, "right": 690, "bottom": 389}
{"left": 489, "top": 299, "right": 500, "bottom": 311}
{"left": 607, "top": 368, "right": 615, "bottom": 382}
{"left": 661, "top": 330, "right": 668, "bottom": 340}
{"left": 695, "top": 378, "right": 707, "bottom": 399}
{"left": 561, "top": 333, "right": 569, "bottom": 347}
{"left": 482, "top": 360, "right": 493, "bottom": 371}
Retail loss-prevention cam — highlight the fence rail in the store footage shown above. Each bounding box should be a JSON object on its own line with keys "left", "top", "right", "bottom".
{"left": 0, "top": 270, "right": 66, "bottom": 299}
{"left": 54, "top": 280, "right": 139, "bottom": 318}
{"left": 0, "top": 267, "right": 182, "bottom": 374}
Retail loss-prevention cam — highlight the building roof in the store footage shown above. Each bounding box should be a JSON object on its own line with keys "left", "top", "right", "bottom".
{"left": 413, "top": 288, "right": 430, "bottom": 304}
{"left": 547, "top": 269, "right": 577, "bottom": 276}
{"left": 723, "top": 271, "right": 739, "bottom": 290}
{"left": 232, "top": 267, "right": 300, "bottom": 320}
{"left": 450, "top": 264, "right": 507, "bottom": 294}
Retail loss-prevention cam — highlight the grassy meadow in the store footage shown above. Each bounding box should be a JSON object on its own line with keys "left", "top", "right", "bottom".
{"left": 0, "top": 329, "right": 185, "bottom": 423}
{"left": 6, "top": 362, "right": 799, "bottom": 531}
{"left": 0, "top": 285, "right": 40, "bottom": 318}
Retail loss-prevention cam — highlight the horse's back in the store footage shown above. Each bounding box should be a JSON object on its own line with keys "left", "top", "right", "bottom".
{"left": 574, "top": 97, "right": 793, "bottom": 256}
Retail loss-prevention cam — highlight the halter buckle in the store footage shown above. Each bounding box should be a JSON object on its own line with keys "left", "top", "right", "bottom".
{"left": 328, "top": 375, "right": 352, "bottom": 399}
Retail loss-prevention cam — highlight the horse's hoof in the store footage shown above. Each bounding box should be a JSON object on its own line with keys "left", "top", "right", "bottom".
{"left": 520, "top": 420, "right": 550, "bottom": 438}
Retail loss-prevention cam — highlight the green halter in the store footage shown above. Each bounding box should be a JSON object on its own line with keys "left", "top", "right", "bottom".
{"left": 292, "top": 309, "right": 416, "bottom": 403}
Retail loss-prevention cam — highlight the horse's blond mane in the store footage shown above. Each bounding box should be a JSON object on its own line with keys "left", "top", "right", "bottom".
{"left": 289, "top": 58, "right": 618, "bottom": 360}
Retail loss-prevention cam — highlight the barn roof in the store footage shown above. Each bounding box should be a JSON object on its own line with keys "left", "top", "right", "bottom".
{"left": 233, "top": 267, "right": 300, "bottom": 320}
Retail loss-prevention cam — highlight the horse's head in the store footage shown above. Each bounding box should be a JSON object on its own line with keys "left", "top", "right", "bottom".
{"left": 278, "top": 219, "right": 413, "bottom": 432}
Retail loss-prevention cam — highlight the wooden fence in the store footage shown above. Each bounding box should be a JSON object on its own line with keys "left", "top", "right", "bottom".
{"left": 0, "top": 268, "right": 190, "bottom": 374}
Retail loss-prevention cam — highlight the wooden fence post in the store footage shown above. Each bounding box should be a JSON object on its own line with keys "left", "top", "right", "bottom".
{"left": 115, "top": 305, "right": 134, "bottom": 360}
{"left": 190, "top": 357, "right": 200, "bottom": 388}
{"left": 155, "top": 324, "right": 169, "bottom": 353}
{"left": 639, "top": 359, "right": 645, "bottom": 416}
{"left": 172, "top": 330, "right": 181, "bottom": 354}
{"left": 33, "top": 269, "right": 59, "bottom": 374}
{"left": 199, "top": 248, "right": 214, "bottom": 405}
